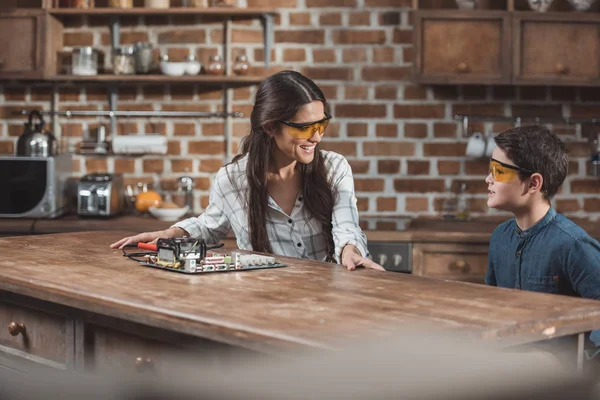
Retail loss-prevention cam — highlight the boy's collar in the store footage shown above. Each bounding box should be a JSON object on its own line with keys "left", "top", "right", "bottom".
{"left": 515, "top": 207, "right": 556, "bottom": 238}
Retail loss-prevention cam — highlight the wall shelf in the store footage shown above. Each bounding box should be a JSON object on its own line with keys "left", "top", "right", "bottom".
{"left": 7, "top": 74, "right": 267, "bottom": 85}
{"left": 46, "top": 7, "right": 276, "bottom": 17}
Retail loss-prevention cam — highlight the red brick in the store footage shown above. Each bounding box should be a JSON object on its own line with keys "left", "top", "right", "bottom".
{"left": 432, "top": 86, "right": 458, "bottom": 100}
{"left": 320, "top": 84, "right": 338, "bottom": 100}
{"left": 557, "top": 199, "right": 581, "bottom": 213}
{"left": 0, "top": 141, "right": 14, "bottom": 154}
{"left": 355, "top": 178, "right": 384, "bottom": 192}
{"left": 142, "top": 159, "right": 163, "bottom": 173}
{"left": 571, "top": 105, "right": 600, "bottom": 118}
{"left": 275, "top": 30, "right": 325, "bottom": 44}
{"left": 375, "top": 85, "right": 397, "bottom": 99}
{"left": 349, "top": 11, "right": 371, "bottom": 26}
{"left": 247, "top": 0, "right": 297, "bottom": 6}
{"left": 364, "top": 141, "right": 415, "bottom": 156}
{"left": 302, "top": 67, "right": 353, "bottom": 81}
{"left": 64, "top": 32, "right": 94, "bottom": 47}
{"left": 465, "top": 159, "right": 489, "bottom": 175}
{"left": 433, "top": 122, "right": 458, "bottom": 138}
{"left": 347, "top": 123, "right": 368, "bottom": 137}
{"left": 283, "top": 48, "right": 306, "bottom": 62}
{"left": 452, "top": 104, "right": 504, "bottom": 116}
{"left": 72, "top": 159, "right": 81, "bottom": 173}
{"left": 289, "top": 12, "right": 311, "bottom": 25}
{"left": 167, "top": 141, "right": 181, "bottom": 155}
{"left": 145, "top": 123, "right": 167, "bottom": 136}
{"left": 568, "top": 161, "right": 579, "bottom": 176}
{"left": 336, "top": 104, "right": 386, "bottom": 118}
{"left": 3, "top": 87, "right": 26, "bottom": 101}
{"left": 357, "top": 197, "right": 369, "bottom": 211}
{"left": 59, "top": 87, "right": 81, "bottom": 102}
{"left": 462, "top": 86, "right": 487, "bottom": 100}
{"left": 348, "top": 160, "right": 370, "bottom": 174}
{"left": 343, "top": 48, "right": 368, "bottom": 63}
{"left": 511, "top": 104, "right": 562, "bottom": 117}
{"left": 171, "top": 159, "right": 193, "bottom": 173}
{"left": 424, "top": 142, "right": 466, "bottom": 157}
{"left": 394, "top": 105, "right": 444, "bottom": 119}
{"left": 565, "top": 141, "right": 590, "bottom": 157}
{"left": 407, "top": 160, "right": 430, "bottom": 175}
{"left": 8, "top": 125, "right": 22, "bottom": 137}
{"left": 113, "top": 158, "right": 135, "bottom": 174}
{"left": 173, "top": 123, "right": 197, "bottom": 137}
{"left": 379, "top": 11, "right": 401, "bottom": 25}
{"left": 62, "top": 123, "right": 84, "bottom": 137}
{"left": 194, "top": 177, "right": 211, "bottom": 191}
{"left": 199, "top": 159, "right": 223, "bottom": 172}
{"left": 405, "top": 123, "right": 427, "bottom": 138}
{"left": 402, "top": 46, "right": 414, "bottom": 63}
{"left": 392, "top": 29, "right": 412, "bottom": 44}
{"left": 319, "top": 141, "right": 357, "bottom": 156}
{"left": 162, "top": 104, "right": 211, "bottom": 112}
{"left": 362, "top": 66, "right": 410, "bottom": 81}
{"left": 452, "top": 179, "right": 487, "bottom": 195}
{"left": 85, "top": 159, "right": 108, "bottom": 174}
{"left": 377, "top": 197, "right": 397, "bottom": 211}
{"left": 100, "top": 31, "right": 149, "bottom": 45}
{"left": 373, "top": 47, "right": 395, "bottom": 63}
{"left": 344, "top": 85, "right": 369, "bottom": 99}
{"left": 571, "top": 179, "right": 600, "bottom": 194}
{"left": 403, "top": 85, "right": 427, "bottom": 100}
{"left": 583, "top": 198, "right": 600, "bottom": 212}
{"left": 333, "top": 30, "right": 386, "bottom": 44}
{"left": 189, "top": 140, "right": 224, "bottom": 155}
{"left": 158, "top": 29, "right": 207, "bottom": 44}
{"left": 30, "top": 87, "right": 53, "bottom": 101}
{"left": 307, "top": 0, "right": 357, "bottom": 6}
{"left": 405, "top": 197, "right": 429, "bottom": 212}
{"left": 312, "top": 49, "right": 337, "bottom": 63}
{"left": 376, "top": 123, "right": 398, "bottom": 137}
{"left": 378, "top": 160, "right": 400, "bottom": 174}
{"left": 394, "top": 179, "right": 445, "bottom": 193}
{"left": 319, "top": 12, "right": 342, "bottom": 25}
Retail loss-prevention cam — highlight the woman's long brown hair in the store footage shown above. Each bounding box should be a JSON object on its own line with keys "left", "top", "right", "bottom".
{"left": 231, "top": 70, "right": 337, "bottom": 262}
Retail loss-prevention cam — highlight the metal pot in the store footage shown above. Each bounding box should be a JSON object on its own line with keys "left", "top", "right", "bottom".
{"left": 16, "top": 110, "right": 58, "bottom": 157}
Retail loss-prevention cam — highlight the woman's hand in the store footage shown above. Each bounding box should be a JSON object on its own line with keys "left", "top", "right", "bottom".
{"left": 109, "top": 227, "right": 189, "bottom": 249}
{"left": 341, "top": 245, "right": 385, "bottom": 271}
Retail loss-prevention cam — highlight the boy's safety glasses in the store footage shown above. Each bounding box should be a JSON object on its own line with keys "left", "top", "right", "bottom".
{"left": 489, "top": 158, "right": 534, "bottom": 183}
{"left": 279, "top": 113, "right": 332, "bottom": 140}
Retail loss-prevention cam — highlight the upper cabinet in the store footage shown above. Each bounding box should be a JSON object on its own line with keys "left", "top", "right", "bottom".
{"left": 413, "top": 1, "right": 600, "bottom": 87}
{"left": 414, "top": 11, "right": 511, "bottom": 84}
{"left": 513, "top": 13, "right": 600, "bottom": 85}
{"left": 0, "top": 10, "right": 62, "bottom": 79}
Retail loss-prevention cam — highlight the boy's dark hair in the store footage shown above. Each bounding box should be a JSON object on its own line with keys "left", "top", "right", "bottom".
{"left": 494, "top": 125, "right": 568, "bottom": 201}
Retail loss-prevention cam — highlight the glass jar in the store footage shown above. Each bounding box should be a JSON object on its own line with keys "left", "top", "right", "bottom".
{"left": 113, "top": 46, "right": 136, "bottom": 75}
{"left": 207, "top": 55, "right": 224, "bottom": 76}
{"left": 184, "top": 0, "right": 207, "bottom": 6}
{"left": 145, "top": 0, "right": 170, "bottom": 7}
{"left": 233, "top": 55, "right": 249, "bottom": 76}
{"left": 72, "top": 47, "right": 98, "bottom": 76}
{"left": 209, "top": 0, "right": 236, "bottom": 6}
{"left": 134, "top": 42, "right": 153, "bottom": 74}
{"left": 70, "top": 0, "right": 95, "bottom": 8}
{"left": 109, "top": 0, "right": 133, "bottom": 8}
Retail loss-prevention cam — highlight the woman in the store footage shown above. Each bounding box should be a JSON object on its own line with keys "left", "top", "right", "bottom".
{"left": 111, "top": 70, "right": 383, "bottom": 271}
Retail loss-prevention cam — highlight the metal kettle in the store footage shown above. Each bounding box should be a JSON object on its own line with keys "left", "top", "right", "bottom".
{"left": 16, "top": 110, "right": 58, "bottom": 157}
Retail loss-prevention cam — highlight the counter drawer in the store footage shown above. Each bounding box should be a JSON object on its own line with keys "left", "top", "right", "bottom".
{"left": 412, "top": 243, "right": 488, "bottom": 283}
{"left": 0, "top": 301, "right": 69, "bottom": 365}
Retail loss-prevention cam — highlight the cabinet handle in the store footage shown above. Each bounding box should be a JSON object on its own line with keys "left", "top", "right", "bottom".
{"left": 8, "top": 322, "right": 26, "bottom": 337}
{"left": 450, "top": 260, "right": 468, "bottom": 271}
{"left": 555, "top": 63, "right": 569, "bottom": 75}
{"left": 456, "top": 62, "right": 469, "bottom": 73}
{"left": 135, "top": 357, "right": 153, "bottom": 372}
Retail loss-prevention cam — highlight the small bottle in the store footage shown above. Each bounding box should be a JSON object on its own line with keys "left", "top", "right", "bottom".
{"left": 232, "top": 55, "right": 249, "bottom": 76}
{"left": 441, "top": 184, "right": 457, "bottom": 220}
{"left": 207, "top": 55, "right": 224, "bottom": 76}
{"left": 456, "top": 182, "right": 471, "bottom": 220}
{"left": 177, "top": 176, "right": 195, "bottom": 215}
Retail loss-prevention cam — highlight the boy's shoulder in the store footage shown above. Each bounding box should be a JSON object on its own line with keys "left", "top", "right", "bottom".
{"left": 491, "top": 218, "right": 516, "bottom": 239}
{"left": 551, "top": 213, "right": 595, "bottom": 243}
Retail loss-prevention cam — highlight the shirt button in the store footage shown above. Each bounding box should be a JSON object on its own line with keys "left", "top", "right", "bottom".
{"left": 288, "top": 219, "right": 292, "bottom": 224}
{"left": 516, "top": 251, "right": 521, "bottom": 257}
{"left": 296, "top": 242, "right": 302, "bottom": 247}
{"left": 516, "top": 285, "right": 520, "bottom": 289}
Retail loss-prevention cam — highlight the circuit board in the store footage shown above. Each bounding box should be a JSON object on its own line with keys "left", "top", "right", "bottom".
{"left": 140, "top": 261, "right": 287, "bottom": 274}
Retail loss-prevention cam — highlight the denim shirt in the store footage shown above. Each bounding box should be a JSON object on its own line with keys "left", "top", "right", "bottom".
{"left": 486, "top": 208, "right": 600, "bottom": 298}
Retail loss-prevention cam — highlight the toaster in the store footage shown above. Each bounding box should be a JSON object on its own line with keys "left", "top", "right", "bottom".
{"left": 77, "top": 173, "right": 124, "bottom": 217}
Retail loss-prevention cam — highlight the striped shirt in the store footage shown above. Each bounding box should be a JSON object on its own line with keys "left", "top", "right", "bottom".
{"left": 172, "top": 150, "right": 368, "bottom": 263}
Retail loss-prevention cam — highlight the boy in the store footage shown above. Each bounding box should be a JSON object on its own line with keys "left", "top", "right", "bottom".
{"left": 485, "top": 125, "right": 600, "bottom": 355}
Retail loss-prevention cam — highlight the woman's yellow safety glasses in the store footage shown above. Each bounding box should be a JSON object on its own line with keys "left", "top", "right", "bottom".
{"left": 489, "top": 158, "right": 534, "bottom": 183}
{"left": 279, "top": 113, "right": 332, "bottom": 140}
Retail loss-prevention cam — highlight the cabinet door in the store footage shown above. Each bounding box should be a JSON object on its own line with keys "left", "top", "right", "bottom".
{"left": 0, "top": 14, "right": 40, "bottom": 77}
{"left": 514, "top": 13, "right": 600, "bottom": 85}
{"left": 414, "top": 11, "right": 511, "bottom": 84}
{"left": 412, "top": 243, "right": 488, "bottom": 284}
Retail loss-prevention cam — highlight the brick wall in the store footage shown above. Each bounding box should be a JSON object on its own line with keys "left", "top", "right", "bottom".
{"left": 1, "top": 0, "right": 599, "bottom": 219}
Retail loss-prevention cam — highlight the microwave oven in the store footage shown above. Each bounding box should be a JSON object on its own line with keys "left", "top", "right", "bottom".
{"left": 0, "top": 154, "right": 72, "bottom": 218}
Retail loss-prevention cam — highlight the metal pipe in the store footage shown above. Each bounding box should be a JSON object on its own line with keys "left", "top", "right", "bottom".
{"left": 12, "top": 109, "right": 244, "bottom": 118}
{"left": 454, "top": 114, "right": 600, "bottom": 125}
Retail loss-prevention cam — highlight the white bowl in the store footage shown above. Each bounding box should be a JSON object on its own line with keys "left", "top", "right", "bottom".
{"left": 160, "top": 62, "right": 187, "bottom": 77}
{"left": 149, "top": 206, "right": 190, "bottom": 221}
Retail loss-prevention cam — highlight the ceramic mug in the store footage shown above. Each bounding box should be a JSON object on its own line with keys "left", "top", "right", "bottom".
{"left": 466, "top": 132, "right": 486, "bottom": 158}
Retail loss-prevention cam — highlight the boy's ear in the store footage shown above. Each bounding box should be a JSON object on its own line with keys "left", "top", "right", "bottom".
{"left": 528, "top": 173, "right": 544, "bottom": 193}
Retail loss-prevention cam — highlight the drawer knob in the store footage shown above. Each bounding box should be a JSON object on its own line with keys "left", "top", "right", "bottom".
{"left": 556, "top": 63, "right": 568, "bottom": 75}
{"left": 135, "top": 357, "right": 153, "bottom": 372}
{"left": 451, "top": 260, "right": 468, "bottom": 271}
{"left": 8, "top": 322, "right": 26, "bottom": 337}
{"left": 456, "top": 62, "right": 469, "bottom": 73}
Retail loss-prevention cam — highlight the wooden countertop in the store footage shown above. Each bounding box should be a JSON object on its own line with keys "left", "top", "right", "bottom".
{"left": 0, "top": 231, "right": 599, "bottom": 354}
{"left": 1, "top": 214, "right": 598, "bottom": 244}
